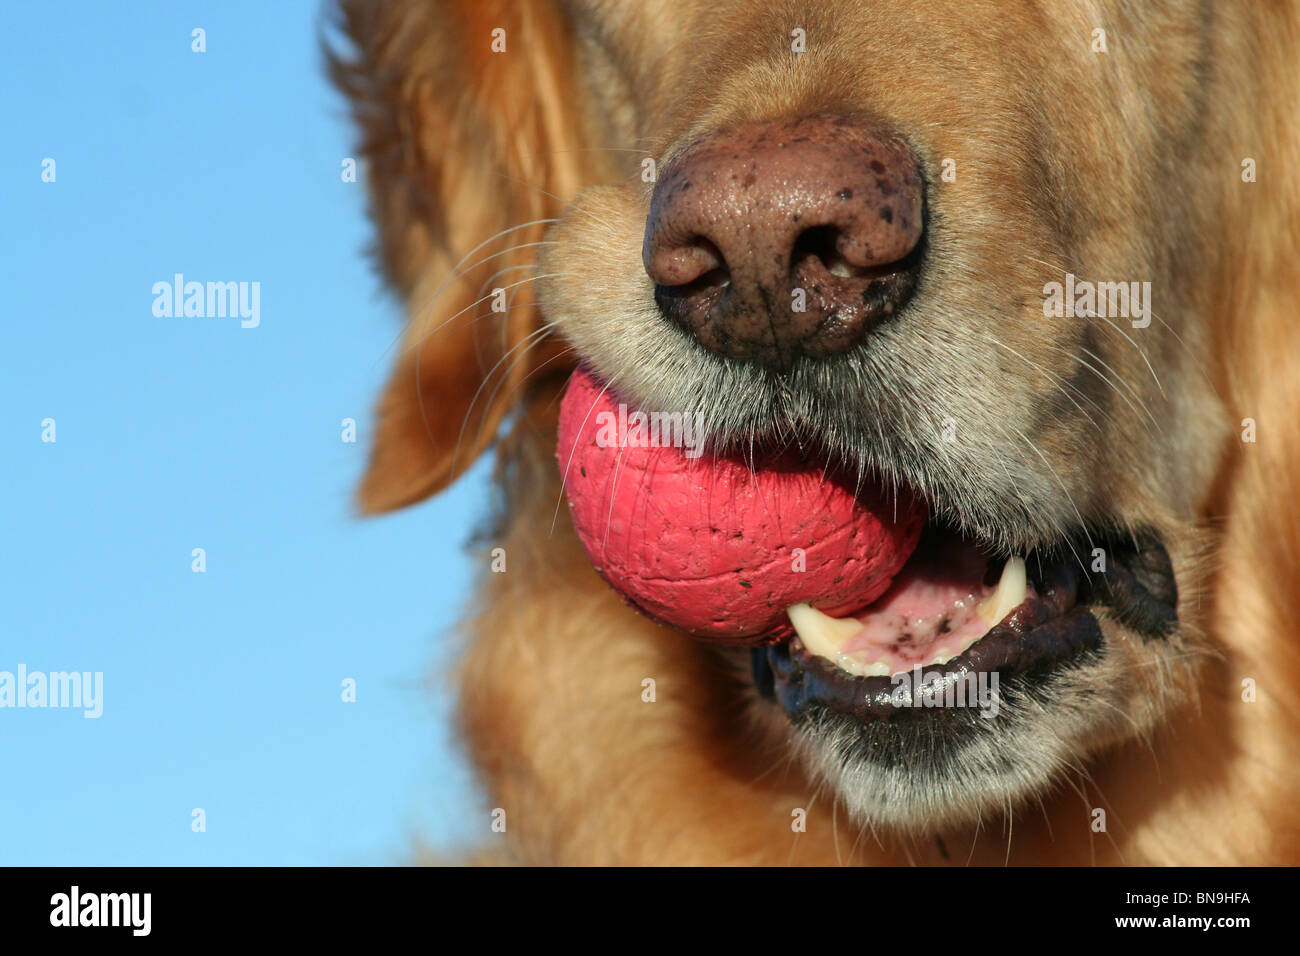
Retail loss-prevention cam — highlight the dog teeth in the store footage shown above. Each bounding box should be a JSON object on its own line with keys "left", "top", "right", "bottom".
{"left": 976, "top": 556, "right": 1027, "bottom": 627}
{"left": 786, "top": 605, "right": 892, "bottom": 677}
{"left": 788, "top": 560, "right": 1025, "bottom": 679}
{"left": 788, "top": 603, "right": 962, "bottom": 677}
{"left": 787, "top": 603, "right": 862, "bottom": 660}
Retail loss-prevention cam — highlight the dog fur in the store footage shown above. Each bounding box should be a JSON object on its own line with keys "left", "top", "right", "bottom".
{"left": 331, "top": 0, "right": 1300, "bottom": 864}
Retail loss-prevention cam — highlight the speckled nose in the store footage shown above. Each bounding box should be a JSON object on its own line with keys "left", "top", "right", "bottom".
{"left": 643, "top": 117, "right": 924, "bottom": 370}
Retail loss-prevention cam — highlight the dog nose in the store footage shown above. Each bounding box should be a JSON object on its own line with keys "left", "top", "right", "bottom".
{"left": 643, "top": 117, "right": 924, "bottom": 370}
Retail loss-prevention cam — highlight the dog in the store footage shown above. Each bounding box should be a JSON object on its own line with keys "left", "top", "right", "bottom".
{"left": 330, "top": 0, "right": 1300, "bottom": 864}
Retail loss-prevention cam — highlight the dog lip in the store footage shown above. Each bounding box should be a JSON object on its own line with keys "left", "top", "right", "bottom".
{"left": 754, "top": 532, "right": 1177, "bottom": 724}
{"left": 759, "top": 556, "right": 1090, "bottom": 722}
{"left": 1075, "top": 532, "right": 1179, "bottom": 638}
{"left": 764, "top": 609, "right": 1103, "bottom": 724}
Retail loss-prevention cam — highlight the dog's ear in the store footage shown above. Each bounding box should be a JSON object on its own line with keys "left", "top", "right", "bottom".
{"left": 330, "top": 0, "right": 591, "bottom": 513}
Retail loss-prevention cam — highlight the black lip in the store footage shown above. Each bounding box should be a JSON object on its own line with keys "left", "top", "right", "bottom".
{"left": 1076, "top": 533, "right": 1178, "bottom": 637}
{"left": 754, "top": 531, "right": 1176, "bottom": 725}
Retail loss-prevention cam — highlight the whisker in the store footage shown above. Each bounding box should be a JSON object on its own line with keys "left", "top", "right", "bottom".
{"left": 393, "top": 219, "right": 559, "bottom": 357}
{"left": 1004, "top": 793, "right": 1014, "bottom": 866}
{"left": 1090, "top": 313, "right": 1165, "bottom": 397}
{"left": 494, "top": 170, "right": 568, "bottom": 206}
{"left": 1043, "top": 344, "right": 1162, "bottom": 435}
{"left": 1008, "top": 424, "right": 1093, "bottom": 570}
{"left": 981, "top": 334, "right": 1105, "bottom": 435}
{"left": 457, "top": 240, "right": 556, "bottom": 289}
{"left": 538, "top": 146, "right": 656, "bottom": 155}
{"left": 414, "top": 272, "right": 561, "bottom": 460}
{"left": 551, "top": 375, "right": 619, "bottom": 536}
{"left": 1074, "top": 344, "right": 1162, "bottom": 430}
{"left": 494, "top": 170, "right": 625, "bottom": 235}
{"left": 463, "top": 263, "right": 541, "bottom": 369}
{"left": 413, "top": 272, "right": 559, "bottom": 352}
{"left": 449, "top": 320, "right": 560, "bottom": 478}
{"left": 1022, "top": 254, "right": 1202, "bottom": 402}
{"left": 470, "top": 330, "right": 575, "bottom": 451}
{"left": 601, "top": 411, "right": 633, "bottom": 550}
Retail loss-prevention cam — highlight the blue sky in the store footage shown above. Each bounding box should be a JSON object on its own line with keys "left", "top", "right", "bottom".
{"left": 1, "top": 1, "right": 489, "bottom": 864}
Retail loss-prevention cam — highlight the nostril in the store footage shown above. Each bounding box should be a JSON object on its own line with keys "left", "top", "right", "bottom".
{"left": 792, "top": 225, "right": 917, "bottom": 281}
{"left": 651, "top": 236, "right": 731, "bottom": 327}
{"left": 656, "top": 264, "right": 731, "bottom": 299}
{"left": 646, "top": 237, "right": 727, "bottom": 289}
{"left": 791, "top": 226, "right": 850, "bottom": 277}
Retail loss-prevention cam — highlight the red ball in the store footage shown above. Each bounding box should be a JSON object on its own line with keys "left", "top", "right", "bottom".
{"left": 557, "top": 369, "right": 926, "bottom": 644}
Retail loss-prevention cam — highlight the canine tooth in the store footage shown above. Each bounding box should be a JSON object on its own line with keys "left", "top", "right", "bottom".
{"left": 977, "top": 556, "right": 1027, "bottom": 626}
{"left": 787, "top": 603, "right": 863, "bottom": 661}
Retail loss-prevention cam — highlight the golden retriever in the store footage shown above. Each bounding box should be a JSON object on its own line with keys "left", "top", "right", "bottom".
{"left": 330, "top": 0, "right": 1300, "bottom": 864}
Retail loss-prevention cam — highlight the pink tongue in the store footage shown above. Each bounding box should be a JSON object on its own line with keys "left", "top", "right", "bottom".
{"left": 840, "top": 540, "right": 995, "bottom": 671}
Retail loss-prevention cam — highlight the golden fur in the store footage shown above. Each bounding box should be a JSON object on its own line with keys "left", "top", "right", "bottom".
{"left": 331, "top": 0, "right": 1300, "bottom": 864}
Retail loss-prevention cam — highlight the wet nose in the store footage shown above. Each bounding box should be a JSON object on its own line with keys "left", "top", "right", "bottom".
{"left": 643, "top": 117, "right": 924, "bottom": 370}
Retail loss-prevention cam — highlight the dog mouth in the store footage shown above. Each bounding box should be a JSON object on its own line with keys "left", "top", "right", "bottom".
{"left": 555, "top": 365, "right": 1179, "bottom": 735}
{"left": 753, "top": 520, "right": 1179, "bottom": 725}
